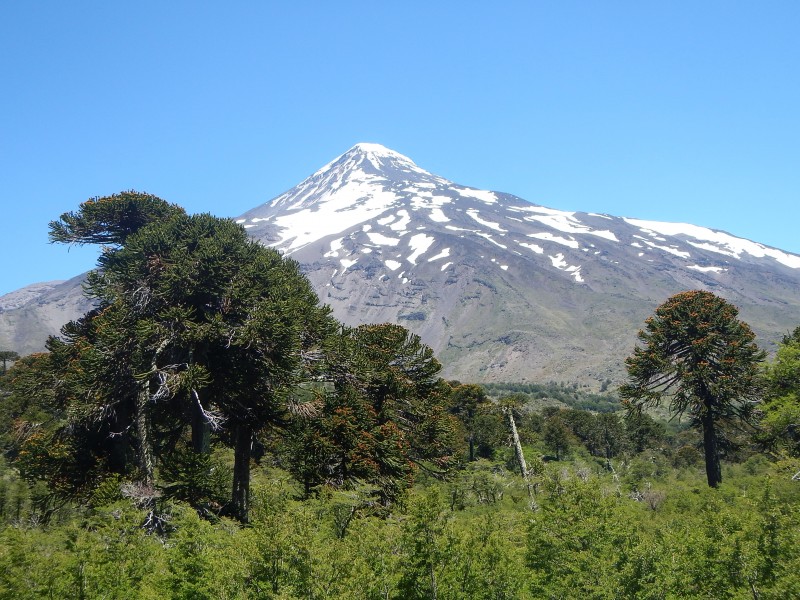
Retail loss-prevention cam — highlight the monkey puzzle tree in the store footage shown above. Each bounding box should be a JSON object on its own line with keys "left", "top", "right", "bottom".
{"left": 91, "top": 210, "right": 333, "bottom": 521}
{"left": 43, "top": 191, "right": 187, "bottom": 489}
{"left": 449, "top": 383, "right": 490, "bottom": 462}
{"left": 283, "top": 323, "right": 458, "bottom": 504}
{"left": 48, "top": 190, "right": 185, "bottom": 246}
{"left": 0, "top": 351, "right": 19, "bottom": 375}
{"left": 620, "top": 290, "right": 765, "bottom": 487}
{"left": 43, "top": 193, "right": 333, "bottom": 521}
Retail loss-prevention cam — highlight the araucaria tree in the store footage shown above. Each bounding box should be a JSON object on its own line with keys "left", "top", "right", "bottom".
{"left": 620, "top": 290, "right": 765, "bottom": 487}
{"left": 0, "top": 351, "right": 20, "bottom": 375}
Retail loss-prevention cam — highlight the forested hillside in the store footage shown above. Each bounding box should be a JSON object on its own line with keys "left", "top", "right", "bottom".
{"left": 0, "top": 192, "right": 799, "bottom": 598}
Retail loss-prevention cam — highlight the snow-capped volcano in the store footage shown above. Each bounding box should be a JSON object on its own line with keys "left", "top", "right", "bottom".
{"left": 4, "top": 143, "right": 800, "bottom": 384}
{"left": 229, "top": 143, "right": 800, "bottom": 384}
{"left": 239, "top": 142, "right": 799, "bottom": 284}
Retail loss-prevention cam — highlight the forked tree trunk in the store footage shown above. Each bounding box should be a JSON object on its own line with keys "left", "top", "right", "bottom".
{"left": 232, "top": 423, "right": 253, "bottom": 523}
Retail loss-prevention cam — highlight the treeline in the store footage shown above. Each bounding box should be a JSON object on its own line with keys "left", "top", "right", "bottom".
{"left": 482, "top": 381, "right": 621, "bottom": 412}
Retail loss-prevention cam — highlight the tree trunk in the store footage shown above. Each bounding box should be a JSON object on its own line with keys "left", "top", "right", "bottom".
{"left": 505, "top": 407, "right": 533, "bottom": 498}
{"left": 468, "top": 432, "right": 475, "bottom": 462}
{"left": 191, "top": 389, "right": 211, "bottom": 455}
{"left": 232, "top": 423, "right": 253, "bottom": 523}
{"left": 136, "top": 378, "right": 154, "bottom": 486}
{"left": 701, "top": 411, "right": 722, "bottom": 488}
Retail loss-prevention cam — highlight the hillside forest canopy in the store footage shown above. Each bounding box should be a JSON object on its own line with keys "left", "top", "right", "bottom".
{"left": 0, "top": 191, "right": 799, "bottom": 598}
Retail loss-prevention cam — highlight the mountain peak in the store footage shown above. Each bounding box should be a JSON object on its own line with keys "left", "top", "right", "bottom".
{"left": 348, "top": 142, "right": 412, "bottom": 160}
{"left": 323, "top": 142, "right": 424, "bottom": 177}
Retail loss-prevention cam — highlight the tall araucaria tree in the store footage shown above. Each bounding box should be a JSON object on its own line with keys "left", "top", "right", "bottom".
{"left": 620, "top": 290, "right": 765, "bottom": 487}
{"left": 41, "top": 192, "right": 334, "bottom": 522}
{"left": 90, "top": 211, "right": 333, "bottom": 521}
{"left": 38, "top": 192, "right": 187, "bottom": 490}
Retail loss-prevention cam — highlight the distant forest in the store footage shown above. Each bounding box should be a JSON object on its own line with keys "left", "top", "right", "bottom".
{"left": 481, "top": 381, "right": 621, "bottom": 413}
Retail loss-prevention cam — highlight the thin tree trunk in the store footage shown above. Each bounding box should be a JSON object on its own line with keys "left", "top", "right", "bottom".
{"left": 429, "top": 562, "right": 438, "bottom": 600}
{"left": 702, "top": 411, "right": 722, "bottom": 488}
{"left": 505, "top": 407, "right": 533, "bottom": 498}
{"left": 468, "top": 433, "right": 475, "bottom": 462}
{"left": 232, "top": 423, "right": 253, "bottom": 523}
{"left": 191, "top": 389, "right": 211, "bottom": 455}
{"left": 136, "top": 378, "right": 154, "bottom": 486}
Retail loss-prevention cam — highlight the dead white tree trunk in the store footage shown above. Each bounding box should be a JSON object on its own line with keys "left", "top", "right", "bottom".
{"left": 504, "top": 406, "right": 534, "bottom": 500}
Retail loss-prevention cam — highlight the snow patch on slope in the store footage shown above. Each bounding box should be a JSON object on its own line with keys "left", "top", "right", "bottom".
{"left": 549, "top": 254, "right": 584, "bottom": 282}
{"left": 407, "top": 234, "right": 435, "bottom": 264}
{"left": 467, "top": 209, "right": 506, "bottom": 232}
{"left": 367, "top": 232, "right": 400, "bottom": 246}
{"left": 527, "top": 232, "right": 580, "bottom": 249}
{"left": 510, "top": 205, "right": 618, "bottom": 241}
{"left": 428, "top": 248, "right": 451, "bottom": 262}
{"left": 688, "top": 265, "right": 727, "bottom": 273}
{"left": 625, "top": 218, "right": 800, "bottom": 269}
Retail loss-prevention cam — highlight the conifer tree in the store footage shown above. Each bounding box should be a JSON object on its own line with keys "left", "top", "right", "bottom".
{"left": 449, "top": 383, "right": 490, "bottom": 462}
{"left": 41, "top": 194, "right": 334, "bottom": 521}
{"left": 620, "top": 290, "right": 765, "bottom": 487}
{"left": 0, "top": 351, "right": 19, "bottom": 375}
{"left": 283, "top": 324, "right": 458, "bottom": 504}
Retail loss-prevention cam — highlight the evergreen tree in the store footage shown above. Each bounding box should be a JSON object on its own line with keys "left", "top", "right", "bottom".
{"left": 39, "top": 194, "right": 334, "bottom": 521}
{"left": 449, "top": 383, "right": 490, "bottom": 462}
{"left": 48, "top": 190, "right": 184, "bottom": 246}
{"left": 620, "top": 290, "right": 765, "bottom": 487}
{"left": 0, "top": 351, "right": 19, "bottom": 375}
{"left": 283, "top": 324, "right": 458, "bottom": 504}
{"left": 89, "top": 211, "right": 333, "bottom": 521}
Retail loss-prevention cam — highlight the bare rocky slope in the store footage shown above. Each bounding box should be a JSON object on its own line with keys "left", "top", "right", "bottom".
{"left": 3, "top": 143, "right": 800, "bottom": 387}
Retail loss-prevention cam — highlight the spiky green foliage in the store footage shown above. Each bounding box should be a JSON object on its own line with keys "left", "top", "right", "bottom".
{"left": 620, "top": 290, "right": 765, "bottom": 487}
{"left": 48, "top": 191, "right": 185, "bottom": 246}
{"left": 81, "top": 212, "right": 333, "bottom": 521}
{"left": 282, "top": 324, "right": 458, "bottom": 503}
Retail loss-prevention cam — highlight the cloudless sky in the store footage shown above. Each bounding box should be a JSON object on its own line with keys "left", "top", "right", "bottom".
{"left": 1, "top": 1, "right": 798, "bottom": 295}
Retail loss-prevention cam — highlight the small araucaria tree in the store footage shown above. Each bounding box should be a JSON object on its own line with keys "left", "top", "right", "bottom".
{"left": 620, "top": 290, "right": 765, "bottom": 488}
{"left": 0, "top": 351, "right": 20, "bottom": 375}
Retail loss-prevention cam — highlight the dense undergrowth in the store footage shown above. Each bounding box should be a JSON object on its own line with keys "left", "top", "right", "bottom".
{"left": 2, "top": 420, "right": 799, "bottom": 599}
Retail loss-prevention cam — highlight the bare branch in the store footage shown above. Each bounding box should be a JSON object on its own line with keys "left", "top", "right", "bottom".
{"left": 192, "top": 389, "right": 225, "bottom": 431}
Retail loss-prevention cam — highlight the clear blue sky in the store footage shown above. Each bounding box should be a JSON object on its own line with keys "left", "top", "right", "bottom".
{"left": 2, "top": 1, "right": 799, "bottom": 295}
